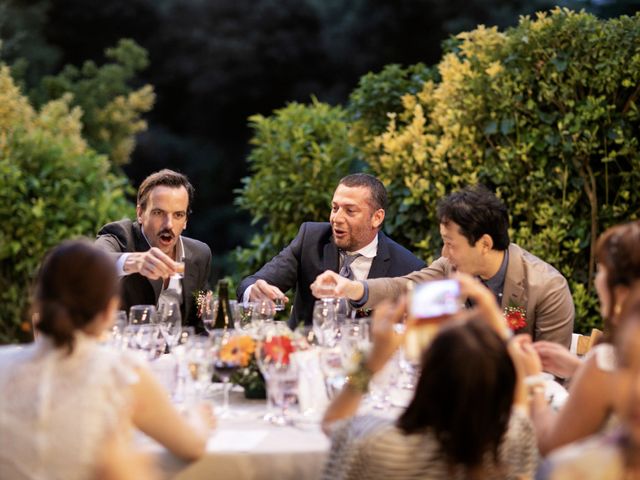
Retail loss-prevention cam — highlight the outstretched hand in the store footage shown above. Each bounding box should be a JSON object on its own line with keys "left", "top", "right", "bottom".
{"left": 124, "top": 248, "right": 181, "bottom": 280}
{"left": 310, "top": 270, "right": 365, "bottom": 301}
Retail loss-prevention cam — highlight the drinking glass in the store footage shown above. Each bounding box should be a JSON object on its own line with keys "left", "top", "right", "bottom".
{"left": 158, "top": 298, "right": 182, "bottom": 352}
{"left": 210, "top": 328, "right": 243, "bottom": 417}
{"left": 255, "top": 322, "right": 298, "bottom": 425}
{"left": 312, "top": 299, "right": 340, "bottom": 347}
{"left": 201, "top": 297, "right": 219, "bottom": 334}
{"left": 129, "top": 305, "right": 157, "bottom": 325}
{"left": 123, "top": 324, "right": 162, "bottom": 360}
{"left": 236, "top": 302, "right": 256, "bottom": 331}
{"left": 185, "top": 335, "right": 215, "bottom": 399}
{"left": 251, "top": 299, "right": 275, "bottom": 332}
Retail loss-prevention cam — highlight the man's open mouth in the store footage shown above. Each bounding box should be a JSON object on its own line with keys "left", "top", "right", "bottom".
{"left": 159, "top": 232, "right": 174, "bottom": 245}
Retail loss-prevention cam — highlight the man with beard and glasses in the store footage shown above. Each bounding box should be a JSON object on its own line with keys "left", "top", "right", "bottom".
{"left": 96, "top": 169, "right": 211, "bottom": 328}
{"left": 237, "top": 173, "right": 425, "bottom": 328}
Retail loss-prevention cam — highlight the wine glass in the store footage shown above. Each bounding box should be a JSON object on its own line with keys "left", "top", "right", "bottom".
{"left": 251, "top": 299, "right": 275, "bottom": 332}
{"left": 201, "top": 297, "right": 219, "bottom": 334}
{"left": 129, "top": 305, "right": 157, "bottom": 325}
{"left": 158, "top": 298, "right": 182, "bottom": 352}
{"left": 312, "top": 299, "right": 339, "bottom": 347}
{"left": 255, "top": 322, "right": 298, "bottom": 425}
{"left": 210, "top": 329, "right": 243, "bottom": 417}
{"left": 185, "top": 335, "right": 215, "bottom": 400}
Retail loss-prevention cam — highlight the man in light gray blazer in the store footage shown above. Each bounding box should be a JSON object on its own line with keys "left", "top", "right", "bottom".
{"left": 313, "top": 185, "right": 574, "bottom": 346}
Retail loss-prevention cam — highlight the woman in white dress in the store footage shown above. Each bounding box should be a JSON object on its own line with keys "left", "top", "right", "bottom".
{"left": 527, "top": 220, "right": 640, "bottom": 455}
{"left": 0, "top": 240, "right": 212, "bottom": 480}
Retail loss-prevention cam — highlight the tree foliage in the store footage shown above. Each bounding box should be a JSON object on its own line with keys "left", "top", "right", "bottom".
{"left": 237, "top": 9, "right": 640, "bottom": 333}
{"left": 233, "top": 99, "right": 357, "bottom": 279}
{"left": 0, "top": 64, "right": 135, "bottom": 343}
{"left": 368, "top": 9, "right": 640, "bottom": 331}
{"left": 27, "top": 39, "right": 155, "bottom": 166}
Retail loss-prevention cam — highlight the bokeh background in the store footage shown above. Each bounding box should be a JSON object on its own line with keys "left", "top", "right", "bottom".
{"left": 2, "top": 0, "right": 637, "bottom": 279}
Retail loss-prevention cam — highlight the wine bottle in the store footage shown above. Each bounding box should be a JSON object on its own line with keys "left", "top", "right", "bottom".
{"left": 213, "top": 279, "right": 234, "bottom": 329}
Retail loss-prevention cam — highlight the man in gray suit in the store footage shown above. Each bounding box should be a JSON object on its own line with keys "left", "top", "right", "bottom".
{"left": 313, "top": 185, "right": 574, "bottom": 346}
{"left": 95, "top": 169, "right": 211, "bottom": 328}
{"left": 237, "top": 174, "right": 425, "bottom": 327}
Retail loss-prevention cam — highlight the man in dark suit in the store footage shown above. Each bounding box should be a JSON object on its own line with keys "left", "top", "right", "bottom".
{"left": 237, "top": 173, "right": 425, "bottom": 327}
{"left": 95, "top": 169, "right": 211, "bottom": 328}
{"left": 312, "top": 185, "right": 575, "bottom": 346}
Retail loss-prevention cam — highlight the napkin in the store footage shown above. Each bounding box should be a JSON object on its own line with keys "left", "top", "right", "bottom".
{"left": 292, "top": 349, "right": 329, "bottom": 417}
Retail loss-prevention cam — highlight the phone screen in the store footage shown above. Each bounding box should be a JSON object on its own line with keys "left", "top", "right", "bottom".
{"left": 410, "top": 279, "right": 460, "bottom": 320}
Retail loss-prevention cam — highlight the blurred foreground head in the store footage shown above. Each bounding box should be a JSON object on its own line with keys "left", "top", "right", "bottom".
{"left": 398, "top": 317, "right": 516, "bottom": 471}
{"left": 34, "top": 239, "right": 119, "bottom": 353}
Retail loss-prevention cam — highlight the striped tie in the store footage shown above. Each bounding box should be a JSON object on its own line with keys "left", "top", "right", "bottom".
{"left": 339, "top": 252, "right": 361, "bottom": 280}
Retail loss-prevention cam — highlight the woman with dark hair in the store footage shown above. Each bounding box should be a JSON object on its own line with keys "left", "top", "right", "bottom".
{"left": 321, "top": 275, "right": 538, "bottom": 480}
{"left": 527, "top": 220, "right": 640, "bottom": 455}
{"left": 0, "top": 240, "right": 212, "bottom": 480}
{"left": 538, "top": 282, "right": 640, "bottom": 478}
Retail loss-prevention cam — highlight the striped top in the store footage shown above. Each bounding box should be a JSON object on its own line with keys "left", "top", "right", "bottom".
{"left": 322, "top": 407, "right": 537, "bottom": 480}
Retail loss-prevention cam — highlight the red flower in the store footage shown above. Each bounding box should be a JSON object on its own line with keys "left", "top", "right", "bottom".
{"left": 262, "top": 335, "right": 294, "bottom": 365}
{"left": 504, "top": 306, "right": 527, "bottom": 331}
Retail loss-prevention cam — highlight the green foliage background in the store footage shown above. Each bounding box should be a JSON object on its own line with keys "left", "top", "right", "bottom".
{"left": 0, "top": 41, "right": 152, "bottom": 343}
{"left": 235, "top": 9, "right": 640, "bottom": 333}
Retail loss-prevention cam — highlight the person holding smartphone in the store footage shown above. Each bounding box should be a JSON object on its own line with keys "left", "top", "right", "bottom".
{"left": 312, "top": 184, "right": 574, "bottom": 346}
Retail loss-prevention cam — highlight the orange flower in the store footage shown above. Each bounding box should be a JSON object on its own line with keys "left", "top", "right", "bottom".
{"left": 220, "top": 335, "right": 256, "bottom": 367}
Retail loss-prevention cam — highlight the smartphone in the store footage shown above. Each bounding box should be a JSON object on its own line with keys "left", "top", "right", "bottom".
{"left": 410, "top": 279, "right": 461, "bottom": 321}
{"left": 404, "top": 279, "right": 461, "bottom": 363}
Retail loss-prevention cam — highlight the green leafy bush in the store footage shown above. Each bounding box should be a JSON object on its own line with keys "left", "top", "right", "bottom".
{"left": 370, "top": 9, "right": 640, "bottom": 332}
{"left": 237, "top": 9, "right": 640, "bottom": 333}
{"left": 233, "top": 98, "right": 357, "bottom": 280}
{"left": 0, "top": 65, "right": 133, "bottom": 343}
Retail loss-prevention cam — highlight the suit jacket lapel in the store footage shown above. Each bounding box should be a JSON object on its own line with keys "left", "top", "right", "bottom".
{"left": 323, "top": 240, "right": 340, "bottom": 273}
{"left": 502, "top": 244, "right": 525, "bottom": 311}
{"left": 133, "top": 222, "right": 163, "bottom": 301}
{"left": 367, "top": 232, "right": 391, "bottom": 278}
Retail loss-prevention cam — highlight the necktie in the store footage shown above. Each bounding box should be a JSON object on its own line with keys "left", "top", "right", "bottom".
{"left": 339, "top": 252, "right": 361, "bottom": 280}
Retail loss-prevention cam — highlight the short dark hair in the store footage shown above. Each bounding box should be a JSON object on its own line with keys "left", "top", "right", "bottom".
{"left": 436, "top": 184, "right": 510, "bottom": 250}
{"left": 34, "top": 240, "right": 119, "bottom": 354}
{"left": 338, "top": 173, "right": 387, "bottom": 211}
{"left": 137, "top": 169, "right": 195, "bottom": 215}
{"left": 397, "top": 318, "right": 516, "bottom": 472}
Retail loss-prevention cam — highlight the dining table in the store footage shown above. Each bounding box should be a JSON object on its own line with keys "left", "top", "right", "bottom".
{"left": 138, "top": 382, "right": 332, "bottom": 480}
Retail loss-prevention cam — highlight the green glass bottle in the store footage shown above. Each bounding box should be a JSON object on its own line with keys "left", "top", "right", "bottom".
{"left": 213, "top": 279, "right": 234, "bottom": 329}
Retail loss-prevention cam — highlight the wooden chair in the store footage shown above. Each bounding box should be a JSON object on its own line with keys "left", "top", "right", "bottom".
{"left": 570, "top": 328, "right": 603, "bottom": 356}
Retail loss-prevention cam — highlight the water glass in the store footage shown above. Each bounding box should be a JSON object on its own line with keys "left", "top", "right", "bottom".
{"left": 158, "top": 299, "right": 182, "bottom": 351}
{"left": 185, "top": 335, "right": 215, "bottom": 399}
{"left": 129, "top": 305, "right": 157, "bottom": 325}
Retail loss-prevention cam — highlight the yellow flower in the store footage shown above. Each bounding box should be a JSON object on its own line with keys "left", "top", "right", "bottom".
{"left": 220, "top": 335, "right": 256, "bottom": 367}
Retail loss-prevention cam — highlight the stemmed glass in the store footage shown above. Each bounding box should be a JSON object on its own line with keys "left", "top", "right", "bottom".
{"left": 251, "top": 299, "right": 275, "bottom": 333}
{"left": 185, "top": 335, "right": 215, "bottom": 400}
{"left": 210, "top": 328, "right": 243, "bottom": 417}
{"left": 129, "top": 305, "right": 157, "bottom": 325}
{"left": 157, "top": 298, "right": 182, "bottom": 352}
{"left": 312, "top": 299, "right": 340, "bottom": 347}
{"left": 255, "top": 322, "right": 298, "bottom": 425}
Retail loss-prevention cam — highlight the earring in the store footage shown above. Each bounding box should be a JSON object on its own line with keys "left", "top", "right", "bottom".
{"left": 614, "top": 303, "right": 622, "bottom": 316}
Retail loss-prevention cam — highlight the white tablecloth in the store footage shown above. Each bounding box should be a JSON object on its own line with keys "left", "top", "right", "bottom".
{"left": 139, "top": 388, "right": 331, "bottom": 480}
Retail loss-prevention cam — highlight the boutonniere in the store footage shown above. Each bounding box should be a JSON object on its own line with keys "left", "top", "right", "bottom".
{"left": 504, "top": 303, "right": 527, "bottom": 331}
{"left": 194, "top": 289, "right": 213, "bottom": 318}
